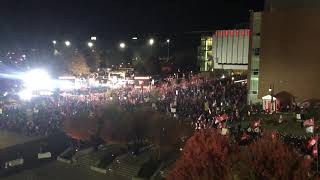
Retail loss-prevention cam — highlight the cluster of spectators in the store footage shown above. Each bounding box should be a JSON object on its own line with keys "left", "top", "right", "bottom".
{"left": 0, "top": 92, "right": 108, "bottom": 136}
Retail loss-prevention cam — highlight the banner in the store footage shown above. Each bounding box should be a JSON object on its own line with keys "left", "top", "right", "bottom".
{"left": 38, "top": 152, "right": 52, "bottom": 159}
{"left": 8, "top": 158, "right": 24, "bottom": 167}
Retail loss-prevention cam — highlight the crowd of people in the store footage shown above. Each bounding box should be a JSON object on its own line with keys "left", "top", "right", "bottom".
{"left": 0, "top": 73, "right": 317, "bottom": 160}
{"left": 0, "top": 92, "right": 108, "bottom": 136}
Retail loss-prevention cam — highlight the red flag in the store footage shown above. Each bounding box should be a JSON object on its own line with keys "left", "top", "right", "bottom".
{"left": 303, "top": 118, "right": 315, "bottom": 127}
{"left": 216, "top": 114, "right": 228, "bottom": 123}
{"left": 241, "top": 132, "right": 249, "bottom": 140}
{"left": 307, "top": 136, "right": 318, "bottom": 149}
{"left": 252, "top": 120, "right": 261, "bottom": 128}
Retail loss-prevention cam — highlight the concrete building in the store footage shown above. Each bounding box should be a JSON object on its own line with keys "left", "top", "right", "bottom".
{"left": 247, "top": 12, "right": 262, "bottom": 104}
{"left": 247, "top": 7, "right": 320, "bottom": 104}
{"left": 198, "top": 35, "right": 213, "bottom": 72}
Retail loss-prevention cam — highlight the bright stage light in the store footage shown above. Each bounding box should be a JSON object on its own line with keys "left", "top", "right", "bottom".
{"left": 111, "top": 76, "right": 118, "bottom": 84}
{"left": 18, "top": 89, "right": 33, "bottom": 101}
{"left": 23, "top": 69, "right": 54, "bottom": 91}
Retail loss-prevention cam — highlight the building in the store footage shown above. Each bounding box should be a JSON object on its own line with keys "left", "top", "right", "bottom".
{"left": 213, "top": 29, "right": 250, "bottom": 70}
{"left": 247, "top": 5, "right": 320, "bottom": 104}
{"left": 198, "top": 29, "right": 250, "bottom": 72}
{"left": 247, "top": 12, "right": 262, "bottom": 104}
{"left": 198, "top": 35, "right": 213, "bottom": 72}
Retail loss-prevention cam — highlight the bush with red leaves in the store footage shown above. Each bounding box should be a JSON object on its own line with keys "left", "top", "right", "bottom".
{"left": 167, "top": 128, "right": 236, "bottom": 180}
{"left": 245, "top": 132, "right": 312, "bottom": 180}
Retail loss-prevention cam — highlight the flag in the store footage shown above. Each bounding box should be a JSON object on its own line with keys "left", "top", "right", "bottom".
{"left": 216, "top": 114, "right": 228, "bottom": 123}
{"left": 204, "top": 101, "right": 209, "bottom": 111}
{"left": 306, "top": 126, "right": 314, "bottom": 133}
{"left": 303, "top": 118, "right": 314, "bottom": 127}
{"left": 307, "top": 136, "right": 318, "bottom": 149}
{"left": 241, "top": 132, "right": 249, "bottom": 140}
{"left": 253, "top": 120, "right": 261, "bottom": 128}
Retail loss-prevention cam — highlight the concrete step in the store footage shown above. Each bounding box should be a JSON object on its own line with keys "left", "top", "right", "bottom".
{"left": 111, "top": 161, "right": 141, "bottom": 178}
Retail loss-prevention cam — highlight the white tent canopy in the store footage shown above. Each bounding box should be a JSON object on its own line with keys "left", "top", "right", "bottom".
{"left": 262, "top": 95, "right": 277, "bottom": 100}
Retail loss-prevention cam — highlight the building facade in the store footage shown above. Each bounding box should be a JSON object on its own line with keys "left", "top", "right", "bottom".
{"left": 247, "top": 12, "right": 262, "bottom": 104}
{"left": 198, "top": 35, "right": 213, "bottom": 72}
{"left": 248, "top": 8, "right": 320, "bottom": 104}
{"left": 213, "top": 29, "right": 250, "bottom": 70}
{"left": 198, "top": 29, "right": 250, "bottom": 72}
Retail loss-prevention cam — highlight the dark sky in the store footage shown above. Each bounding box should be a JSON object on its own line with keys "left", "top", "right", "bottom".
{"left": 0, "top": 0, "right": 264, "bottom": 48}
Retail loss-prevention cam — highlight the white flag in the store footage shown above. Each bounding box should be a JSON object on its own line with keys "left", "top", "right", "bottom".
{"left": 306, "top": 126, "right": 314, "bottom": 134}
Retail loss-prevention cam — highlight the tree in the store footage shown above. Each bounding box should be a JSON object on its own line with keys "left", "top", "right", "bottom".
{"left": 244, "top": 132, "right": 312, "bottom": 180}
{"left": 67, "top": 52, "right": 90, "bottom": 76}
{"left": 85, "top": 50, "right": 101, "bottom": 72}
{"left": 167, "top": 128, "right": 236, "bottom": 180}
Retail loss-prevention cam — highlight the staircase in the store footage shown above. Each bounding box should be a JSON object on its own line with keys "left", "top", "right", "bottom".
{"left": 76, "top": 149, "right": 110, "bottom": 167}
{"left": 110, "top": 160, "right": 141, "bottom": 178}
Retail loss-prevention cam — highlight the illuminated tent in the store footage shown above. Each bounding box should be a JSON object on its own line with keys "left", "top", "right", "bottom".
{"left": 262, "top": 95, "right": 279, "bottom": 113}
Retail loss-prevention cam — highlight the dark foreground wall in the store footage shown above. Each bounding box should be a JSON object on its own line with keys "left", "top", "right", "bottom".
{"left": 258, "top": 8, "right": 320, "bottom": 102}
{"left": 0, "top": 133, "right": 69, "bottom": 177}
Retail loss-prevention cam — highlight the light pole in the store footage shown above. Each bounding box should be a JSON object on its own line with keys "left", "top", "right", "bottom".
{"left": 52, "top": 40, "right": 57, "bottom": 55}
{"left": 119, "top": 42, "right": 126, "bottom": 49}
{"left": 65, "top": 41, "right": 71, "bottom": 47}
{"left": 149, "top": 38, "right": 154, "bottom": 46}
{"left": 166, "top": 39, "right": 170, "bottom": 61}
{"left": 87, "top": 42, "right": 94, "bottom": 48}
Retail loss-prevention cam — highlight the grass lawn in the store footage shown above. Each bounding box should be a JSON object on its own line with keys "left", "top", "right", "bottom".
{"left": 239, "top": 112, "right": 311, "bottom": 137}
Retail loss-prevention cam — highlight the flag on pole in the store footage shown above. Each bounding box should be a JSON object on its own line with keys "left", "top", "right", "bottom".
{"left": 303, "top": 118, "right": 315, "bottom": 127}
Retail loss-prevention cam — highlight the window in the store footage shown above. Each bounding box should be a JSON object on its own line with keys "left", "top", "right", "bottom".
{"left": 252, "top": 69, "right": 259, "bottom": 75}
{"left": 253, "top": 48, "right": 260, "bottom": 56}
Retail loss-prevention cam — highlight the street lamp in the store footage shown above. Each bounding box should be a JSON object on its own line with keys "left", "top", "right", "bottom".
{"left": 149, "top": 38, "right": 154, "bottom": 46}
{"left": 52, "top": 40, "right": 57, "bottom": 45}
{"left": 65, "top": 41, "right": 71, "bottom": 47}
{"left": 166, "top": 39, "right": 170, "bottom": 61}
{"left": 87, "top": 42, "right": 94, "bottom": 48}
{"left": 119, "top": 42, "right": 126, "bottom": 49}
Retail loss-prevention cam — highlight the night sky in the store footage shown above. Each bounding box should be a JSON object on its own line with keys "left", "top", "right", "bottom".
{"left": 0, "top": 0, "right": 264, "bottom": 48}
